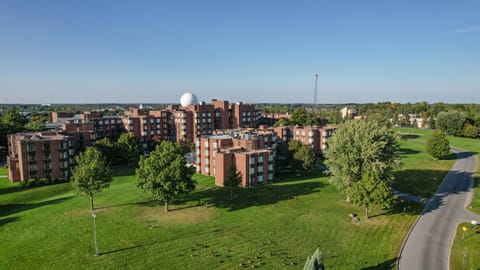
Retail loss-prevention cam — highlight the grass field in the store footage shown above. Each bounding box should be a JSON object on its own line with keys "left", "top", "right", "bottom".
{"left": 1, "top": 169, "right": 424, "bottom": 269}
{"left": 394, "top": 139, "right": 455, "bottom": 197}
{"left": 450, "top": 223, "right": 480, "bottom": 270}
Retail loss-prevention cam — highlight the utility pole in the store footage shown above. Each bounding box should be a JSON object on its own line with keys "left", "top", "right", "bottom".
{"left": 92, "top": 213, "right": 99, "bottom": 256}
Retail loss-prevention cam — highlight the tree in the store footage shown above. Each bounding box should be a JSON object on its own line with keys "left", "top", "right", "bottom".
{"left": 71, "top": 147, "right": 113, "bottom": 210}
{"left": 348, "top": 173, "right": 392, "bottom": 219}
{"left": 436, "top": 110, "right": 466, "bottom": 135}
{"left": 95, "top": 137, "right": 115, "bottom": 164}
{"left": 24, "top": 119, "right": 45, "bottom": 132}
{"left": 224, "top": 164, "right": 242, "bottom": 200}
{"left": 1, "top": 109, "right": 28, "bottom": 133}
{"left": 324, "top": 120, "right": 400, "bottom": 199}
{"left": 116, "top": 133, "right": 142, "bottom": 166}
{"left": 303, "top": 248, "right": 325, "bottom": 270}
{"left": 273, "top": 118, "right": 291, "bottom": 127}
{"left": 136, "top": 141, "right": 196, "bottom": 212}
{"left": 290, "top": 108, "right": 314, "bottom": 126}
{"left": 0, "top": 110, "right": 28, "bottom": 153}
{"left": 294, "top": 145, "right": 317, "bottom": 170}
{"left": 274, "top": 142, "right": 292, "bottom": 175}
{"left": 288, "top": 140, "right": 304, "bottom": 170}
{"left": 463, "top": 124, "right": 479, "bottom": 138}
{"left": 426, "top": 130, "right": 450, "bottom": 159}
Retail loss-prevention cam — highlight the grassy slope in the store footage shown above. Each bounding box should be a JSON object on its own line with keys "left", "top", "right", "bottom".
{"left": 1, "top": 167, "right": 421, "bottom": 269}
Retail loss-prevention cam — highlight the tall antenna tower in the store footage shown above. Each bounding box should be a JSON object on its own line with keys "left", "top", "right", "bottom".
{"left": 313, "top": 74, "right": 319, "bottom": 105}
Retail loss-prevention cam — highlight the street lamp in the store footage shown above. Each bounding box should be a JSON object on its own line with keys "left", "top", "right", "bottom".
{"left": 92, "top": 213, "right": 99, "bottom": 256}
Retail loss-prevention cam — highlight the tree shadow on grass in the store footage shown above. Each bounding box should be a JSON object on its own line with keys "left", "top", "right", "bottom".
{"left": 172, "top": 179, "right": 325, "bottom": 212}
{"left": 0, "top": 196, "right": 72, "bottom": 219}
{"left": 360, "top": 257, "right": 397, "bottom": 270}
{"left": 368, "top": 200, "right": 422, "bottom": 218}
{"left": 393, "top": 169, "right": 450, "bottom": 198}
{"left": 0, "top": 185, "right": 26, "bottom": 196}
{"left": 398, "top": 147, "right": 420, "bottom": 156}
{"left": 398, "top": 133, "right": 420, "bottom": 140}
{"left": 0, "top": 216, "right": 20, "bottom": 227}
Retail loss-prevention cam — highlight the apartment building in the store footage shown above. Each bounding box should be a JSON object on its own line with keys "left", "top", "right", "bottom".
{"left": 195, "top": 129, "right": 276, "bottom": 187}
{"left": 7, "top": 132, "right": 76, "bottom": 182}
{"left": 272, "top": 125, "right": 336, "bottom": 154}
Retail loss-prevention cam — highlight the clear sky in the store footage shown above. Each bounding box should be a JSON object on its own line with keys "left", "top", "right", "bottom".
{"left": 0, "top": 1, "right": 479, "bottom": 104}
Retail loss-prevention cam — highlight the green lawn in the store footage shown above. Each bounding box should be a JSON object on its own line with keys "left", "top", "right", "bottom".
{"left": 393, "top": 139, "right": 455, "bottom": 197}
{"left": 450, "top": 223, "right": 480, "bottom": 270}
{"left": 1, "top": 166, "right": 421, "bottom": 269}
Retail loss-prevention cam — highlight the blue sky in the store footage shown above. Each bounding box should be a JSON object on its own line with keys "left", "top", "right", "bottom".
{"left": 0, "top": 1, "right": 479, "bottom": 104}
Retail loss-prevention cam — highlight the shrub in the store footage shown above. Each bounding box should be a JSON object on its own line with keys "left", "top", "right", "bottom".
{"left": 463, "top": 124, "right": 479, "bottom": 138}
{"left": 426, "top": 130, "right": 450, "bottom": 159}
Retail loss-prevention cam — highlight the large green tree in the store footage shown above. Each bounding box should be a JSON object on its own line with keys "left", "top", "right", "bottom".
{"left": 324, "top": 120, "right": 400, "bottom": 199}
{"left": 436, "top": 110, "right": 466, "bottom": 135}
{"left": 24, "top": 119, "right": 45, "bottom": 132}
{"left": 290, "top": 108, "right": 314, "bottom": 126}
{"left": 288, "top": 140, "right": 317, "bottom": 171}
{"left": 0, "top": 110, "right": 28, "bottom": 155}
{"left": 348, "top": 173, "right": 392, "bottom": 219}
{"left": 71, "top": 147, "right": 113, "bottom": 210}
{"left": 136, "top": 141, "right": 196, "bottom": 212}
{"left": 224, "top": 164, "right": 242, "bottom": 200}
{"left": 95, "top": 137, "right": 115, "bottom": 164}
{"left": 425, "top": 130, "right": 450, "bottom": 159}
{"left": 116, "top": 133, "right": 142, "bottom": 166}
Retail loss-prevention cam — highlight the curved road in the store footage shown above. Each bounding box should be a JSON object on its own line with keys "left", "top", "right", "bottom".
{"left": 398, "top": 148, "right": 479, "bottom": 270}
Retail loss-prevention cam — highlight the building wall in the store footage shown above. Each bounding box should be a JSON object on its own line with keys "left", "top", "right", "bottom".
{"left": 7, "top": 132, "right": 75, "bottom": 182}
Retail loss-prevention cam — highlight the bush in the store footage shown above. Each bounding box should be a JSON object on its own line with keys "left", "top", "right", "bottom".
{"left": 463, "top": 124, "right": 479, "bottom": 138}
{"left": 426, "top": 130, "right": 450, "bottom": 159}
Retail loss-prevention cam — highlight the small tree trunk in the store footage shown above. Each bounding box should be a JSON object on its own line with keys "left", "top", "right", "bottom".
{"left": 365, "top": 205, "right": 369, "bottom": 219}
{"left": 90, "top": 195, "right": 94, "bottom": 211}
{"left": 230, "top": 187, "right": 233, "bottom": 200}
{"left": 164, "top": 200, "right": 169, "bottom": 212}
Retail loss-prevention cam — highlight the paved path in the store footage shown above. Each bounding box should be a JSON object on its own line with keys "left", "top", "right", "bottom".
{"left": 398, "top": 148, "right": 479, "bottom": 270}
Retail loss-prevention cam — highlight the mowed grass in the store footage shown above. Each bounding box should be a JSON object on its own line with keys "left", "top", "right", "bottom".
{"left": 393, "top": 139, "right": 455, "bottom": 197}
{"left": 450, "top": 223, "right": 480, "bottom": 269}
{"left": 0, "top": 164, "right": 422, "bottom": 269}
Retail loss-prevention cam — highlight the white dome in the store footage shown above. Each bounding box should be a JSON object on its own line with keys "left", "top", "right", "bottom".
{"left": 180, "top": 92, "right": 198, "bottom": 107}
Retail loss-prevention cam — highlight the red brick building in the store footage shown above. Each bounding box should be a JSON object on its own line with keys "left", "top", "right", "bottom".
{"left": 7, "top": 132, "right": 76, "bottom": 182}
{"left": 272, "top": 125, "right": 336, "bottom": 154}
{"left": 195, "top": 129, "right": 277, "bottom": 187}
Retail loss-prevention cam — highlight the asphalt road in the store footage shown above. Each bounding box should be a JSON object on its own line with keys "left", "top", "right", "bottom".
{"left": 398, "top": 148, "right": 479, "bottom": 270}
